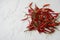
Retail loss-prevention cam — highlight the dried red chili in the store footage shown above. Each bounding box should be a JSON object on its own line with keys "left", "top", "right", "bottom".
{"left": 22, "top": 3, "right": 60, "bottom": 34}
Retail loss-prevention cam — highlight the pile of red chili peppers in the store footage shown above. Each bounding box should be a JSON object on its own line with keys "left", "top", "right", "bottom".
{"left": 22, "top": 2, "right": 60, "bottom": 34}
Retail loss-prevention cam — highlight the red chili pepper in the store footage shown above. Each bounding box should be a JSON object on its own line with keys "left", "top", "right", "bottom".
{"left": 22, "top": 3, "right": 60, "bottom": 34}
{"left": 43, "top": 4, "right": 50, "bottom": 7}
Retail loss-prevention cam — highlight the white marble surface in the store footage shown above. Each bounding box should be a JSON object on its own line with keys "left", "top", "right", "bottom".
{"left": 0, "top": 0, "right": 60, "bottom": 40}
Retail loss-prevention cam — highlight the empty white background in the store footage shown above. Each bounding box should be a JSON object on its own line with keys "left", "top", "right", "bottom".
{"left": 0, "top": 0, "right": 60, "bottom": 40}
